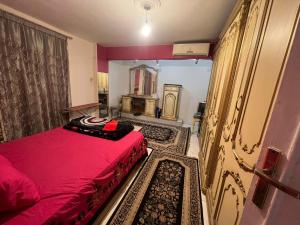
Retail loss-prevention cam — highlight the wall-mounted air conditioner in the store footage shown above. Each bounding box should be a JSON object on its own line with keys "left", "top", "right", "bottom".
{"left": 172, "top": 43, "right": 210, "bottom": 56}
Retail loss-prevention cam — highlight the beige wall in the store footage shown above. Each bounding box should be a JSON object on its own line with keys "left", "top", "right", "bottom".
{"left": 68, "top": 38, "right": 97, "bottom": 106}
{"left": 155, "top": 64, "right": 211, "bottom": 125}
{"left": 0, "top": 3, "right": 98, "bottom": 107}
{"left": 108, "top": 61, "right": 131, "bottom": 108}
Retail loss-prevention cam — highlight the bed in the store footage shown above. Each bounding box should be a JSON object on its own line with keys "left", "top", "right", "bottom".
{"left": 0, "top": 127, "right": 147, "bottom": 225}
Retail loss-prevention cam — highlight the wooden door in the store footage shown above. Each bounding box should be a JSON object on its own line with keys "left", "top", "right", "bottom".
{"left": 199, "top": 0, "right": 300, "bottom": 225}
{"left": 208, "top": 0, "right": 270, "bottom": 224}
{"left": 199, "top": 0, "right": 251, "bottom": 189}
{"left": 240, "top": 5, "right": 300, "bottom": 223}
{"left": 161, "top": 85, "right": 181, "bottom": 120}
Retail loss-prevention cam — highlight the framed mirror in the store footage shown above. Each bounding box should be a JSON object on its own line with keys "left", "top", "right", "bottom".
{"left": 97, "top": 72, "right": 109, "bottom": 117}
{"left": 129, "top": 64, "right": 158, "bottom": 96}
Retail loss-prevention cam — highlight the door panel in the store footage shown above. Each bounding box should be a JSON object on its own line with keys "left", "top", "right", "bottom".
{"left": 222, "top": 0, "right": 265, "bottom": 142}
{"left": 164, "top": 92, "right": 176, "bottom": 117}
{"left": 122, "top": 97, "right": 132, "bottom": 113}
{"left": 201, "top": 3, "right": 250, "bottom": 184}
{"left": 240, "top": 1, "right": 300, "bottom": 223}
{"left": 200, "top": 0, "right": 272, "bottom": 224}
{"left": 200, "top": 0, "right": 300, "bottom": 224}
{"left": 211, "top": 0, "right": 271, "bottom": 222}
{"left": 214, "top": 170, "right": 246, "bottom": 225}
{"left": 211, "top": 146, "right": 225, "bottom": 205}
{"left": 145, "top": 99, "right": 155, "bottom": 116}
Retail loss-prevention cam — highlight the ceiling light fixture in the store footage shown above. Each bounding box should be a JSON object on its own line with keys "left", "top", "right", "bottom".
{"left": 134, "top": 0, "right": 161, "bottom": 10}
{"left": 135, "top": 0, "right": 161, "bottom": 37}
{"left": 141, "top": 4, "right": 151, "bottom": 37}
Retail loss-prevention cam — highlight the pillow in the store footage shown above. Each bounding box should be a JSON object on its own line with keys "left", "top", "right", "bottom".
{"left": 0, "top": 155, "right": 40, "bottom": 213}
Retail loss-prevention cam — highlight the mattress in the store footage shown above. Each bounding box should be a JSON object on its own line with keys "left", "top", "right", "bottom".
{"left": 0, "top": 128, "right": 147, "bottom": 225}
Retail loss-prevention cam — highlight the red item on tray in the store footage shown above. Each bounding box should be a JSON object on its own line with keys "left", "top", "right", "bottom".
{"left": 103, "top": 120, "right": 119, "bottom": 131}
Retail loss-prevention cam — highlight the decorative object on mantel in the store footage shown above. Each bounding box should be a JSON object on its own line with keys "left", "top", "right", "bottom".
{"left": 122, "top": 64, "right": 159, "bottom": 117}
{"left": 161, "top": 84, "right": 182, "bottom": 121}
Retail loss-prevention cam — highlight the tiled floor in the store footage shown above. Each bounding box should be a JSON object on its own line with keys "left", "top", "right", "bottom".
{"left": 93, "top": 127, "right": 210, "bottom": 225}
{"left": 185, "top": 126, "right": 210, "bottom": 225}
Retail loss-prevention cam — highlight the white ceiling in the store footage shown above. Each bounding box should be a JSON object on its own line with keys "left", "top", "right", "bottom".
{"left": 0, "top": 0, "right": 235, "bottom": 46}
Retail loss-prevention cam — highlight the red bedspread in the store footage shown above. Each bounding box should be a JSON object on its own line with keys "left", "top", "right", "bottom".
{"left": 0, "top": 128, "right": 147, "bottom": 225}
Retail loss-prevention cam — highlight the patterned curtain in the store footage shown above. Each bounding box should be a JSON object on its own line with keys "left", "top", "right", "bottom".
{"left": 0, "top": 115, "right": 4, "bottom": 143}
{"left": 0, "top": 10, "right": 70, "bottom": 141}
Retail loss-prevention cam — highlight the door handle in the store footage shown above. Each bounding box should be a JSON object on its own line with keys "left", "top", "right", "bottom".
{"left": 253, "top": 167, "right": 300, "bottom": 200}
{"left": 232, "top": 146, "right": 300, "bottom": 207}
{"left": 252, "top": 147, "right": 300, "bottom": 208}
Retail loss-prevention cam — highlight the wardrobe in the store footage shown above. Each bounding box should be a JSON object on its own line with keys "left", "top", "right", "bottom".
{"left": 198, "top": 0, "right": 300, "bottom": 225}
{"left": 161, "top": 84, "right": 182, "bottom": 120}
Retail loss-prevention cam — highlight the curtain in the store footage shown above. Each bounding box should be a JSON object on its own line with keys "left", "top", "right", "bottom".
{"left": 0, "top": 10, "right": 70, "bottom": 141}
{"left": 0, "top": 119, "right": 4, "bottom": 143}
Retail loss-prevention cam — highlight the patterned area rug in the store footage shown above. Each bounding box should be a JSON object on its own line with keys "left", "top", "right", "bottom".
{"left": 121, "top": 118, "right": 190, "bottom": 156}
{"left": 108, "top": 151, "right": 203, "bottom": 225}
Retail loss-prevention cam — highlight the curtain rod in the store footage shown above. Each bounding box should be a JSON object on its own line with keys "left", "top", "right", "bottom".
{"left": 0, "top": 9, "right": 73, "bottom": 40}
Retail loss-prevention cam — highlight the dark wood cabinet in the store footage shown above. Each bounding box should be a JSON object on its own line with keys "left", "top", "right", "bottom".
{"left": 98, "top": 93, "right": 108, "bottom": 117}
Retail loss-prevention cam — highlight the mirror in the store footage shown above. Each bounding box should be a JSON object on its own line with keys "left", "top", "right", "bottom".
{"left": 97, "top": 72, "right": 109, "bottom": 117}
{"left": 98, "top": 72, "right": 109, "bottom": 93}
{"left": 129, "top": 64, "right": 158, "bottom": 96}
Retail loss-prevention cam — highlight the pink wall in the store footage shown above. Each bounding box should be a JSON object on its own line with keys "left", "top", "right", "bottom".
{"left": 97, "top": 45, "right": 108, "bottom": 73}
{"left": 105, "top": 44, "right": 214, "bottom": 60}
{"left": 96, "top": 44, "right": 215, "bottom": 72}
{"left": 239, "top": 16, "right": 300, "bottom": 225}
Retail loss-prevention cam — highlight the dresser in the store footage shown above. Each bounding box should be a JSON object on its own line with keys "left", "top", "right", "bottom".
{"left": 121, "top": 95, "right": 159, "bottom": 117}
{"left": 161, "top": 84, "right": 182, "bottom": 120}
{"left": 121, "top": 96, "right": 132, "bottom": 113}
{"left": 122, "top": 64, "right": 160, "bottom": 117}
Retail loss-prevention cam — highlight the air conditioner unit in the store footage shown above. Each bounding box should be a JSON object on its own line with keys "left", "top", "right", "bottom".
{"left": 172, "top": 43, "right": 210, "bottom": 56}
